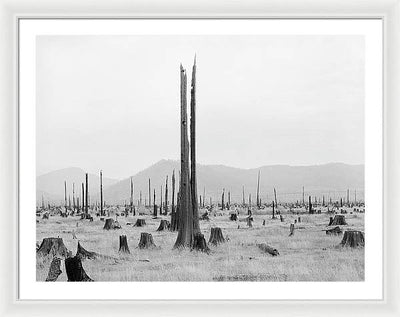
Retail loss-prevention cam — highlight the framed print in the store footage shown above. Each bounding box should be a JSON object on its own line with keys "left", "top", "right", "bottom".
{"left": 1, "top": 0, "right": 399, "bottom": 316}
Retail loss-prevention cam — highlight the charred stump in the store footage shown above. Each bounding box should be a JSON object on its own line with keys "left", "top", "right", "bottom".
{"left": 156, "top": 220, "right": 170, "bottom": 231}
{"left": 257, "top": 243, "right": 279, "bottom": 256}
{"left": 326, "top": 226, "right": 342, "bottom": 235}
{"left": 230, "top": 213, "right": 238, "bottom": 221}
{"left": 340, "top": 230, "right": 365, "bottom": 248}
{"left": 191, "top": 232, "right": 210, "bottom": 253}
{"left": 329, "top": 215, "right": 347, "bottom": 226}
{"left": 208, "top": 227, "right": 225, "bottom": 245}
{"left": 138, "top": 233, "right": 156, "bottom": 249}
{"left": 134, "top": 218, "right": 146, "bottom": 227}
{"left": 45, "top": 257, "right": 62, "bottom": 282}
{"left": 119, "top": 235, "right": 130, "bottom": 254}
{"left": 76, "top": 241, "right": 99, "bottom": 260}
{"left": 37, "top": 237, "right": 69, "bottom": 258}
{"left": 65, "top": 256, "right": 93, "bottom": 282}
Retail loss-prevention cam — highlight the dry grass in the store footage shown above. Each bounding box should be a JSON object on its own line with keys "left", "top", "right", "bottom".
{"left": 36, "top": 208, "right": 364, "bottom": 282}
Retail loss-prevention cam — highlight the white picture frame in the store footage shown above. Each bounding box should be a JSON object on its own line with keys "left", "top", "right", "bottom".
{"left": 0, "top": 0, "right": 399, "bottom": 316}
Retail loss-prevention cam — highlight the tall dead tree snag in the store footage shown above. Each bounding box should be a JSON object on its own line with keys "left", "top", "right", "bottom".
{"left": 81, "top": 183, "right": 85, "bottom": 213}
{"left": 256, "top": 170, "right": 260, "bottom": 208}
{"left": 148, "top": 178, "right": 151, "bottom": 207}
{"left": 308, "top": 195, "right": 313, "bottom": 214}
{"left": 85, "top": 173, "right": 89, "bottom": 215}
{"left": 64, "top": 181, "right": 67, "bottom": 214}
{"left": 170, "top": 170, "right": 178, "bottom": 231}
{"left": 221, "top": 189, "right": 225, "bottom": 210}
{"left": 130, "top": 177, "right": 134, "bottom": 216}
{"left": 165, "top": 175, "right": 169, "bottom": 215}
{"left": 100, "top": 170, "right": 104, "bottom": 216}
{"left": 174, "top": 59, "right": 204, "bottom": 250}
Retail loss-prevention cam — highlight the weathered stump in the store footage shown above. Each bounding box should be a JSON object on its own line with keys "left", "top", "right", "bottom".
{"left": 134, "top": 219, "right": 146, "bottom": 227}
{"left": 76, "top": 241, "right": 98, "bottom": 260}
{"left": 280, "top": 215, "right": 284, "bottom": 222}
{"left": 208, "top": 227, "right": 225, "bottom": 245}
{"left": 298, "top": 216, "right": 301, "bottom": 223}
{"left": 119, "top": 235, "right": 130, "bottom": 254}
{"left": 45, "top": 257, "right": 62, "bottom": 282}
{"left": 156, "top": 220, "right": 170, "bottom": 231}
{"left": 247, "top": 216, "right": 253, "bottom": 228}
{"left": 191, "top": 232, "right": 210, "bottom": 253}
{"left": 326, "top": 226, "right": 342, "bottom": 235}
{"left": 257, "top": 243, "right": 279, "bottom": 256}
{"left": 340, "top": 230, "right": 364, "bottom": 248}
{"left": 329, "top": 215, "right": 347, "bottom": 226}
{"left": 200, "top": 212, "right": 210, "bottom": 221}
{"left": 65, "top": 256, "right": 93, "bottom": 281}
{"left": 289, "top": 223, "right": 295, "bottom": 236}
{"left": 138, "top": 233, "right": 156, "bottom": 249}
{"left": 37, "top": 237, "right": 69, "bottom": 258}
{"left": 230, "top": 213, "right": 238, "bottom": 221}
{"left": 103, "top": 218, "right": 121, "bottom": 230}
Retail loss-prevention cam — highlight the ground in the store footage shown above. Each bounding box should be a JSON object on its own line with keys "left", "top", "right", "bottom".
{"left": 36, "top": 207, "right": 364, "bottom": 281}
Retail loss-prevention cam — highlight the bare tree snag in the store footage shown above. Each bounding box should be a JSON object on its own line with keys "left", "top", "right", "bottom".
{"left": 308, "top": 195, "right": 313, "bottom": 214}
{"left": 138, "top": 233, "right": 156, "bottom": 249}
{"left": 156, "top": 220, "right": 170, "bottom": 231}
{"left": 247, "top": 216, "right": 253, "bottom": 228}
{"left": 274, "top": 188, "right": 278, "bottom": 208}
{"left": 272, "top": 201, "right": 276, "bottom": 219}
{"left": 340, "top": 230, "right": 364, "bottom": 247}
{"left": 130, "top": 177, "right": 134, "bottom": 216}
{"left": 45, "top": 257, "right": 62, "bottom": 281}
{"left": 100, "top": 170, "right": 104, "bottom": 216}
{"left": 119, "top": 235, "right": 130, "bottom": 254}
{"left": 256, "top": 170, "right": 260, "bottom": 208}
{"left": 65, "top": 256, "right": 93, "bottom": 282}
{"left": 81, "top": 183, "right": 85, "bottom": 213}
{"left": 37, "top": 237, "right": 69, "bottom": 258}
{"left": 148, "top": 178, "right": 151, "bottom": 207}
{"left": 165, "top": 175, "right": 168, "bottom": 215}
{"left": 221, "top": 188, "right": 225, "bottom": 210}
{"left": 191, "top": 232, "right": 210, "bottom": 253}
{"left": 85, "top": 173, "right": 89, "bottom": 215}
{"left": 134, "top": 218, "right": 146, "bottom": 227}
{"left": 64, "top": 181, "right": 67, "bottom": 214}
{"left": 257, "top": 243, "right": 279, "bottom": 256}
{"left": 208, "top": 227, "right": 225, "bottom": 245}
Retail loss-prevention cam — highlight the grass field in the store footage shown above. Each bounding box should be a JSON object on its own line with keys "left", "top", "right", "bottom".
{"left": 36, "top": 207, "right": 364, "bottom": 282}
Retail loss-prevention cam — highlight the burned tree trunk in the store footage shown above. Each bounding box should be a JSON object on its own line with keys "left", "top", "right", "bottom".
{"left": 156, "top": 219, "right": 170, "bottom": 231}
{"left": 257, "top": 243, "right": 279, "bottom": 256}
{"left": 340, "top": 230, "right": 365, "bottom": 248}
{"left": 208, "top": 227, "right": 225, "bottom": 245}
{"left": 138, "top": 233, "right": 156, "bottom": 249}
{"left": 134, "top": 218, "right": 146, "bottom": 227}
{"left": 174, "top": 64, "right": 194, "bottom": 248}
{"left": 45, "top": 257, "right": 62, "bottom": 281}
{"left": 65, "top": 256, "right": 93, "bottom": 281}
{"left": 191, "top": 232, "right": 210, "bottom": 253}
{"left": 119, "top": 235, "right": 130, "bottom": 254}
{"left": 37, "top": 237, "right": 69, "bottom": 258}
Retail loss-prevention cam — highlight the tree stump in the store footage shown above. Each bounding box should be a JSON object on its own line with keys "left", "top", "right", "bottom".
{"left": 247, "top": 216, "right": 253, "bottom": 228}
{"left": 37, "top": 237, "right": 69, "bottom": 258}
{"left": 289, "top": 223, "right": 295, "bottom": 236}
{"left": 134, "top": 219, "right": 146, "bottom": 227}
{"left": 230, "top": 213, "right": 238, "bottom": 221}
{"left": 138, "top": 233, "right": 156, "bottom": 249}
{"left": 103, "top": 218, "right": 121, "bottom": 230}
{"left": 208, "top": 227, "right": 225, "bottom": 245}
{"left": 45, "top": 257, "right": 62, "bottom": 282}
{"left": 280, "top": 215, "right": 284, "bottom": 222}
{"left": 262, "top": 219, "right": 266, "bottom": 226}
{"left": 156, "top": 220, "right": 170, "bottom": 231}
{"left": 200, "top": 212, "right": 210, "bottom": 221}
{"left": 65, "top": 256, "right": 93, "bottom": 281}
{"left": 76, "top": 241, "right": 99, "bottom": 260}
{"left": 298, "top": 216, "right": 301, "bottom": 223}
{"left": 340, "top": 230, "right": 365, "bottom": 248}
{"left": 119, "top": 235, "right": 130, "bottom": 254}
{"left": 42, "top": 213, "right": 49, "bottom": 219}
{"left": 329, "top": 215, "right": 347, "bottom": 226}
{"left": 191, "top": 232, "right": 210, "bottom": 253}
{"left": 257, "top": 243, "right": 279, "bottom": 256}
{"left": 326, "top": 226, "right": 342, "bottom": 235}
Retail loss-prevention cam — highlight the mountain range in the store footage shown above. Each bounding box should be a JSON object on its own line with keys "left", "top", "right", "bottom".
{"left": 37, "top": 160, "right": 364, "bottom": 205}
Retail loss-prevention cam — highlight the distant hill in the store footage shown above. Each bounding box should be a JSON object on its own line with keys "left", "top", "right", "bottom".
{"left": 37, "top": 161, "right": 364, "bottom": 205}
{"left": 37, "top": 167, "right": 118, "bottom": 204}
{"left": 101, "top": 160, "right": 364, "bottom": 205}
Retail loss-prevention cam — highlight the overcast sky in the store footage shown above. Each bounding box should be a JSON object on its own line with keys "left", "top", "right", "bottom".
{"left": 36, "top": 35, "right": 364, "bottom": 179}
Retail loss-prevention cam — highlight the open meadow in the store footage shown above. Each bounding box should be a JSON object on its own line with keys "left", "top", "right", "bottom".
{"left": 36, "top": 206, "right": 365, "bottom": 282}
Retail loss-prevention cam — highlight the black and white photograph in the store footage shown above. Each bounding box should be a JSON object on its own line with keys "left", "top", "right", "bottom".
{"left": 34, "top": 31, "right": 367, "bottom": 283}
